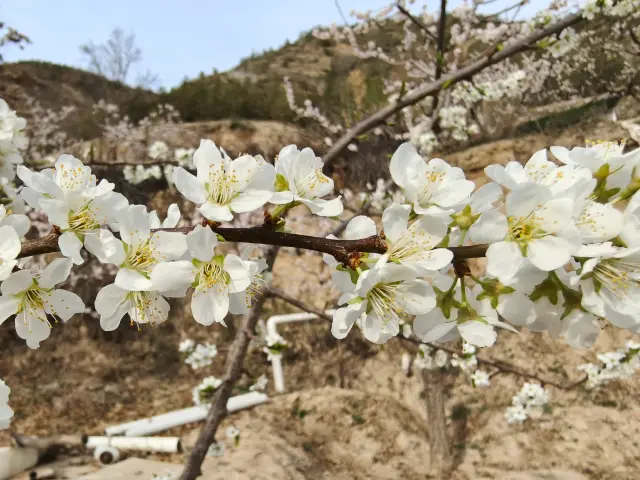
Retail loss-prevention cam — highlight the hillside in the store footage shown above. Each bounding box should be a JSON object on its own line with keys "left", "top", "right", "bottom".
{"left": 0, "top": 60, "right": 158, "bottom": 140}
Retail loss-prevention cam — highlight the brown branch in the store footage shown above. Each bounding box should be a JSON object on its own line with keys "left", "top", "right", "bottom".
{"left": 434, "top": 0, "right": 448, "bottom": 81}
{"left": 179, "top": 246, "right": 280, "bottom": 480}
{"left": 396, "top": 2, "right": 439, "bottom": 43}
{"left": 18, "top": 225, "right": 489, "bottom": 264}
{"left": 322, "top": 11, "right": 584, "bottom": 165}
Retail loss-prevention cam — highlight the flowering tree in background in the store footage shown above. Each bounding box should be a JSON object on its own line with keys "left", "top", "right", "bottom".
{"left": 284, "top": 0, "right": 640, "bottom": 159}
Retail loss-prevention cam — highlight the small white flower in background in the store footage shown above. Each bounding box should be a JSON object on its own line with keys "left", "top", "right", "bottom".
{"left": 414, "top": 274, "right": 516, "bottom": 347}
{"left": 578, "top": 342, "right": 640, "bottom": 389}
{"left": 347, "top": 143, "right": 358, "bottom": 152}
{"left": 151, "top": 225, "right": 251, "bottom": 326}
{"left": 0, "top": 258, "right": 85, "bottom": 349}
{"left": 226, "top": 426, "right": 240, "bottom": 446}
{"left": 0, "top": 225, "right": 21, "bottom": 281}
{"left": 434, "top": 349, "right": 449, "bottom": 368}
{"left": 270, "top": 145, "right": 343, "bottom": 217}
{"left": 506, "top": 382, "right": 550, "bottom": 424}
{"left": 17, "top": 155, "right": 128, "bottom": 265}
{"left": 389, "top": 142, "right": 475, "bottom": 218}
{"left": 470, "top": 183, "right": 578, "bottom": 283}
{"left": 192, "top": 376, "right": 223, "bottom": 406}
{"left": 381, "top": 203, "right": 453, "bottom": 274}
{"left": 0, "top": 378, "right": 13, "bottom": 430}
{"left": 249, "top": 374, "right": 268, "bottom": 392}
{"left": 185, "top": 343, "right": 218, "bottom": 370}
{"left": 173, "top": 139, "right": 275, "bottom": 222}
{"left": 332, "top": 257, "right": 436, "bottom": 344}
{"left": 178, "top": 338, "right": 196, "bottom": 353}
{"left": 207, "top": 441, "right": 225, "bottom": 457}
{"left": 505, "top": 404, "right": 528, "bottom": 424}
{"left": 174, "top": 147, "right": 196, "bottom": 169}
{"left": 263, "top": 331, "right": 289, "bottom": 360}
{"left": 471, "top": 370, "right": 491, "bottom": 388}
{"left": 148, "top": 140, "right": 170, "bottom": 160}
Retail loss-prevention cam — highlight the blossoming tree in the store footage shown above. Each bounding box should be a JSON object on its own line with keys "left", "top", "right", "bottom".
{"left": 1, "top": 2, "right": 640, "bottom": 479}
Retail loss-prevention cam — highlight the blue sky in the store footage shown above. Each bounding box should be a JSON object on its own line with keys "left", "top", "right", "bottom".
{"left": 1, "top": 0, "right": 549, "bottom": 90}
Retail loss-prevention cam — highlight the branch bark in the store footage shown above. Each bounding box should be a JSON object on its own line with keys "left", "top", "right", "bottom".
{"left": 396, "top": 2, "right": 439, "bottom": 43}
{"left": 18, "top": 225, "right": 490, "bottom": 264}
{"left": 421, "top": 368, "right": 451, "bottom": 474}
{"left": 322, "top": 11, "right": 584, "bottom": 165}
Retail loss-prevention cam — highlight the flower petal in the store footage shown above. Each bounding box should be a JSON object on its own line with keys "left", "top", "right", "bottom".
{"left": 115, "top": 268, "right": 154, "bottom": 291}
{"left": 382, "top": 203, "right": 410, "bottom": 243}
{"left": 59, "top": 231, "right": 84, "bottom": 265}
{"left": 173, "top": 167, "right": 208, "bottom": 204}
{"left": 192, "top": 289, "right": 229, "bottom": 326}
{"left": 0, "top": 295, "right": 20, "bottom": 325}
{"left": 343, "top": 215, "right": 377, "bottom": 240}
{"left": 331, "top": 302, "right": 365, "bottom": 339}
{"left": 527, "top": 236, "right": 572, "bottom": 271}
{"left": 485, "top": 241, "right": 524, "bottom": 282}
{"left": 230, "top": 189, "right": 273, "bottom": 213}
{"left": 1, "top": 270, "right": 34, "bottom": 295}
{"left": 186, "top": 225, "right": 218, "bottom": 262}
{"left": 39, "top": 257, "right": 73, "bottom": 289}
{"left": 43, "top": 289, "right": 85, "bottom": 321}
{"left": 199, "top": 202, "right": 233, "bottom": 222}
{"left": 150, "top": 261, "right": 196, "bottom": 293}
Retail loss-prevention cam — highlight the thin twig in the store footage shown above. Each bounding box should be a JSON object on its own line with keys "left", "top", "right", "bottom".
{"left": 396, "top": 2, "right": 439, "bottom": 42}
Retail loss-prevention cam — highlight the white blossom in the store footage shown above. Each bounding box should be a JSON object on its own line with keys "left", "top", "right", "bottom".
{"left": 173, "top": 139, "right": 275, "bottom": 222}
{"left": 0, "top": 258, "right": 85, "bottom": 348}
{"left": 269, "top": 145, "right": 343, "bottom": 217}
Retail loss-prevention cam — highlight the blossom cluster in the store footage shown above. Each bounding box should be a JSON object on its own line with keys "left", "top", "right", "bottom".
{"left": 578, "top": 340, "right": 640, "bottom": 389}
{"left": 192, "top": 375, "right": 223, "bottom": 406}
{"left": 263, "top": 331, "right": 290, "bottom": 361}
{"left": 450, "top": 343, "right": 491, "bottom": 388}
{"left": 288, "top": 1, "right": 639, "bottom": 155}
{"left": 2, "top": 93, "right": 640, "bottom": 431}
{"left": 181, "top": 341, "right": 219, "bottom": 371}
{"left": 414, "top": 343, "right": 449, "bottom": 371}
{"left": 505, "top": 383, "right": 550, "bottom": 424}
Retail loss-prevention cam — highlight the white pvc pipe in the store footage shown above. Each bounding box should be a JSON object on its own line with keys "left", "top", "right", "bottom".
{"left": 104, "top": 391, "right": 268, "bottom": 437}
{"left": 86, "top": 436, "right": 181, "bottom": 453}
{"left": 266, "top": 310, "right": 335, "bottom": 393}
{"left": 0, "top": 447, "right": 39, "bottom": 480}
{"left": 93, "top": 445, "right": 121, "bottom": 465}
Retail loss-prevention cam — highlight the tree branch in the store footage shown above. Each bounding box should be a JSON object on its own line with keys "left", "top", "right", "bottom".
{"left": 18, "top": 225, "right": 489, "bottom": 264}
{"left": 396, "top": 2, "right": 439, "bottom": 43}
{"left": 322, "top": 11, "right": 584, "bottom": 165}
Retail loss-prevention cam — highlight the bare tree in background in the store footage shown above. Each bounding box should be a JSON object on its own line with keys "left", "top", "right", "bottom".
{"left": 80, "top": 28, "right": 158, "bottom": 88}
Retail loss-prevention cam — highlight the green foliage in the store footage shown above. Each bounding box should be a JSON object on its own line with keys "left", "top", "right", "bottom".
{"left": 161, "top": 73, "right": 295, "bottom": 123}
